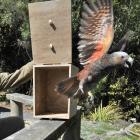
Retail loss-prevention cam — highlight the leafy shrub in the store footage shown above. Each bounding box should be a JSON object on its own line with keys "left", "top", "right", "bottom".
{"left": 0, "top": 92, "right": 6, "bottom": 101}
{"left": 87, "top": 102, "right": 123, "bottom": 122}
{"left": 0, "top": 0, "right": 32, "bottom": 72}
{"left": 75, "top": 0, "right": 140, "bottom": 121}
{"left": 108, "top": 76, "right": 140, "bottom": 119}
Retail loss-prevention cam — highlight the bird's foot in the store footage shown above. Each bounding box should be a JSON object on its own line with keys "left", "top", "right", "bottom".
{"left": 73, "top": 86, "right": 85, "bottom": 98}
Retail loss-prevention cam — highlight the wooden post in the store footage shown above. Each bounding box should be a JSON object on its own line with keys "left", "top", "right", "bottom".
{"left": 10, "top": 100, "right": 23, "bottom": 119}
{"left": 62, "top": 107, "right": 81, "bottom": 140}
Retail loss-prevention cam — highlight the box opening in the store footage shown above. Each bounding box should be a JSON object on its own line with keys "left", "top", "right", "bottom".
{"left": 34, "top": 66, "right": 69, "bottom": 116}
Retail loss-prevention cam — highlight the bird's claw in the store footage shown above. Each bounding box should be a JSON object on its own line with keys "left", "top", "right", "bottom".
{"left": 73, "top": 87, "right": 85, "bottom": 98}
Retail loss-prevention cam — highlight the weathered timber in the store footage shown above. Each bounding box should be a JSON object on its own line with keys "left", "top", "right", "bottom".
{"left": 28, "top": 0, "right": 72, "bottom": 64}
{"left": 0, "top": 117, "right": 24, "bottom": 139}
{"left": 33, "top": 64, "right": 78, "bottom": 119}
{"left": 4, "top": 108, "right": 81, "bottom": 140}
{"left": 6, "top": 93, "right": 33, "bottom": 105}
{"left": 62, "top": 107, "right": 81, "bottom": 140}
{"left": 10, "top": 100, "right": 23, "bottom": 119}
{"left": 6, "top": 93, "right": 33, "bottom": 118}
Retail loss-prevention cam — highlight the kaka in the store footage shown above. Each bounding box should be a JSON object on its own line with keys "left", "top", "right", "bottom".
{"left": 55, "top": 0, "right": 133, "bottom": 98}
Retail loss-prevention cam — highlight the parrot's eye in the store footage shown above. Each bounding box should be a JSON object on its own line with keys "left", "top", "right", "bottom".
{"left": 121, "top": 56, "right": 125, "bottom": 59}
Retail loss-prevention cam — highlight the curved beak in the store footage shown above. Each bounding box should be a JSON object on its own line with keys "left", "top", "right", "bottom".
{"left": 124, "top": 57, "right": 133, "bottom": 68}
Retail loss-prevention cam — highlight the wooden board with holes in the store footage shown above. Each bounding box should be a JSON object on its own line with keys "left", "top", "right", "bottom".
{"left": 28, "top": 0, "right": 72, "bottom": 64}
{"left": 33, "top": 64, "right": 78, "bottom": 119}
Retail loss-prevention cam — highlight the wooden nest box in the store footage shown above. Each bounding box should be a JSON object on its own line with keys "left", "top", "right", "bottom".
{"left": 29, "top": 0, "right": 78, "bottom": 119}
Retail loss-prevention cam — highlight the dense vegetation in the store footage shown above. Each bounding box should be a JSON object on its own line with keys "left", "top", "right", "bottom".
{"left": 72, "top": 0, "right": 140, "bottom": 121}
{"left": 0, "top": 0, "right": 140, "bottom": 121}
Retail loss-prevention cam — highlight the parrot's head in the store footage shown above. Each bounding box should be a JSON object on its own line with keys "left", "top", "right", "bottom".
{"left": 110, "top": 51, "right": 133, "bottom": 68}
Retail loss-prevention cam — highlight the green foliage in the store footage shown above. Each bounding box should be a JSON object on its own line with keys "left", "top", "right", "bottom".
{"left": 88, "top": 74, "right": 140, "bottom": 120}
{"left": 72, "top": 0, "right": 140, "bottom": 121}
{"left": 72, "top": 0, "right": 83, "bottom": 66}
{"left": 0, "top": 0, "right": 44, "bottom": 93}
{"left": 113, "top": 0, "right": 140, "bottom": 45}
{"left": 107, "top": 136, "right": 138, "bottom": 140}
{"left": 72, "top": 0, "right": 83, "bottom": 34}
{"left": 108, "top": 76, "right": 140, "bottom": 119}
{"left": 0, "top": 0, "right": 31, "bottom": 72}
{"left": 87, "top": 74, "right": 140, "bottom": 120}
{"left": 92, "top": 123, "right": 118, "bottom": 135}
{"left": 81, "top": 120, "right": 139, "bottom": 140}
{"left": 0, "top": 92, "right": 6, "bottom": 101}
{"left": 130, "top": 124, "right": 140, "bottom": 137}
{"left": 87, "top": 102, "right": 123, "bottom": 122}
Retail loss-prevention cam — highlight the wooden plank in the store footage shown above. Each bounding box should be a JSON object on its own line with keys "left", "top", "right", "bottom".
{"left": 4, "top": 108, "right": 81, "bottom": 140}
{"left": 6, "top": 93, "right": 33, "bottom": 105}
{"left": 33, "top": 65, "right": 68, "bottom": 118}
{"left": 10, "top": 100, "right": 23, "bottom": 118}
{"left": 4, "top": 120, "right": 65, "bottom": 140}
{"left": 33, "top": 64, "right": 78, "bottom": 119}
{"left": 62, "top": 106, "right": 81, "bottom": 140}
{"left": 6, "top": 93, "right": 32, "bottom": 118}
{"left": 28, "top": 0, "right": 72, "bottom": 64}
{"left": 68, "top": 65, "right": 78, "bottom": 118}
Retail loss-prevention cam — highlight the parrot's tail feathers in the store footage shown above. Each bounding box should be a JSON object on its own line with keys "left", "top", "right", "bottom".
{"left": 55, "top": 76, "right": 79, "bottom": 97}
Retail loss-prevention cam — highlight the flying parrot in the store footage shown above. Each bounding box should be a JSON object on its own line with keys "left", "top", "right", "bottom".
{"left": 55, "top": 0, "right": 133, "bottom": 98}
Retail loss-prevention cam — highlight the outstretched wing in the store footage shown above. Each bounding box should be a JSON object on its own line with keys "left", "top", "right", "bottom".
{"left": 78, "top": 0, "right": 114, "bottom": 66}
{"left": 108, "top": 30, "right": 135, "bottom": 53}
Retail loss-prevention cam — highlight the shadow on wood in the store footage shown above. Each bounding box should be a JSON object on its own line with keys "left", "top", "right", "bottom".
{"left": 0, "top": 117, "right": 24, "bottom": 139}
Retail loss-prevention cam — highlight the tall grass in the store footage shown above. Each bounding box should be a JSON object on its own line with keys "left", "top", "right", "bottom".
{"left": 88, "top": 102, "right": 123, "bottom": 122}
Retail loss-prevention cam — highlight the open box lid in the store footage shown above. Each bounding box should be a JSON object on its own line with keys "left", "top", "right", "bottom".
{"left": 29, "top": 0, "right": 72, "bottom": 64}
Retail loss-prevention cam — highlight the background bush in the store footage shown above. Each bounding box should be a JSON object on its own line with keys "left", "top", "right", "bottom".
{"left": 72, "top": 0, "right": 140, "bottom": 121}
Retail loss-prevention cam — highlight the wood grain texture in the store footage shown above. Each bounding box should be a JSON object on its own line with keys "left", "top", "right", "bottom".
{"left": 68, "top": 65, "right": 78, "bottom": 118}
{"left": 29, "top": 0, "right": 72, "bottom": 64}
{"left": 4, "top": 108, "right": 81, "bottom": 140}
{"left": 10, "top": 100, "right": 23, "bottom": 119}
{"left": 33, "top": 64, "right": 78, "bottom": 119}
{"left": 6, "top": 93, "right": 33, "bottom": 105}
